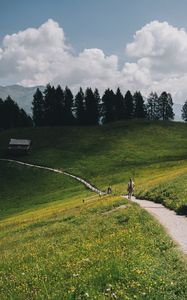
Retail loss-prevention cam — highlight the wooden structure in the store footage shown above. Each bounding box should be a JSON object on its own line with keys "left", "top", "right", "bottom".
{"left": 8, "top": 139, "right": 32, "bottom": 155}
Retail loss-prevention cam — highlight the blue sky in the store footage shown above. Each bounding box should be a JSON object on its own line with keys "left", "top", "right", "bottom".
{"left": 1, "top": 0, "right": 187, "bottom": 103}
{"left": 1, "top": 0, "right": 187, "bottom": 57}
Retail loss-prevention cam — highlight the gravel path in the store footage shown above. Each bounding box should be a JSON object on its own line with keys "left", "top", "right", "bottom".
{"left": 0, "top": 159, "right": 106, "bottom": 195}
{"left": 130, "top": 196, "right": 187, "bottom": 255}
{"left": 1, "top": 158, "right": 187, "bottom": 255}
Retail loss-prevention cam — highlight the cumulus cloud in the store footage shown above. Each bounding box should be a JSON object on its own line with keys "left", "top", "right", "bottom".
{"left": 0, "top": 19, "right": 70, "bottom": 86}
{"left": 1, "top": 19, "right": 187, "bottom": 103}
{"left": 0, "top": 19, "right": 119, "bottom": 90}
{"left": 124, "top": 21, "right": 187, "bottom": 102}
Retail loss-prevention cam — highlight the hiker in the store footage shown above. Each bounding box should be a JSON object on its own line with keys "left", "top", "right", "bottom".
{"left": 107, "top": 186, "right": 112, "bottom": 194}
{"left": 127, "top": 178, "right": 134, "bottom": 200}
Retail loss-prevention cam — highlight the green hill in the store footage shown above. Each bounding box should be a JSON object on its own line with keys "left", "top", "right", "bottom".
{"left": 0, "top": 120, "right": 187, "bottom": 299}
{"left": 1, "top": 120, "right": 187, "bottom": 215}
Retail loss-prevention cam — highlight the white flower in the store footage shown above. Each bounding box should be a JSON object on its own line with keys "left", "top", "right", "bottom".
{"left": 72, "top": 273, "right": 79, "bottom": 277}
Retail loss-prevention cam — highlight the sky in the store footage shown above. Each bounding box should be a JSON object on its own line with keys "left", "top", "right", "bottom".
{"left": 1, "top": 0, "right": 187, "bottom": 103}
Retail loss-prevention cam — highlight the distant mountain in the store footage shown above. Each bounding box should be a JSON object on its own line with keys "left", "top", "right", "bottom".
{"left": 0, "top": 85, "right": 44, "bottom": 114}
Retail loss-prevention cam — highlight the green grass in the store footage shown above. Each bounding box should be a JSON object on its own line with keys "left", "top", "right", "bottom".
{"left": 0, "top": 161, "right": 89, "bottom": 220}
{"left": 1, "top": 195, "right": 187, "bottom": 300}
{"left": 136, "top": 171, "right": 187, "bottom": 214}
{"left": 1, "top": 120, "right": 187, "bottom": 214}
{"left": 1, "top": 120, "right": 187, "bottom": 299}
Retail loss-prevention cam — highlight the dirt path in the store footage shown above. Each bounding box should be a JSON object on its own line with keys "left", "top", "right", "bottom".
{"left": 130, "top": 196, "right": 187, "bottom": 255}
{"left": 0, "top": 159, "right": 106, "bottom": 195}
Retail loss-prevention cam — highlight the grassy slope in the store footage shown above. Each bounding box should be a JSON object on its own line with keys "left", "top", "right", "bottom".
{"left": 0, "top": 161, "right": 90, "bottom": 220}
{"left": 1, "top": 120, "right": 187, "bottom": 299}
{"left": 1, "top": 120, "right": 187, "bottom": 213}
{"left": 1, "top": 195, "right": 187, "bottom": 299}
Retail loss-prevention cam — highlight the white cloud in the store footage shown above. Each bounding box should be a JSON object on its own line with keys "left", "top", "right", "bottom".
{"left": 124, "top": 21, "right": 187, "bottom": 102}
{"left": 1, "top": 19, "right": 187, "bottom": 103}
{"left": 0, "top": 19, "right": 120, "bottom": 91}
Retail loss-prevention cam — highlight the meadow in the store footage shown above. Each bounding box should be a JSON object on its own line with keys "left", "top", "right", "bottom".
{"left": 0, "top": 120, "right": 187, "bottom": 299}
{"left": 1, "top": 194, "right": 187, "bottom": 299}
{"left": 1, "top": 120, "right": 187, "bottom": 213}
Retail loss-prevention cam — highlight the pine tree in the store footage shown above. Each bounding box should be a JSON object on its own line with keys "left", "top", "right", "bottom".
{"left": 85, "top": 87, "right": 99, "bottom": 125}
{"left": 43, "top": 84, "right": 56, "bottom": 126}
{"left": 158, "top": 92, "right": 174, "bottom": 120}
{"left": 133, "top": 91, "right": 146, "bottom": 118}
{"left": 3, "top": 96, "right": 21, "bottom": 129}
{"left": 32, "top": 88, "right": 45, "bottom": 126}
{"left": 182, "top": 100, "right": 187, "bottom": 122}
{"left": 64, "top": 86, "right": 75, "bottom": 125}
{"left": 115, "top": 87, "right": 125, "bottom": 120}
{"left": 74, "top": 88, "right": 85, "bottom": 125}
{"left": 3, "top": 96, "right": 32, "bottom": 129}
{"left": 124, "top": 90, "right": 134, "bottom": 119}
{"left": 94, "top": 88, "right": 101, "bottom": 122}
{"left": 166, "top": 93, "right": 175, "bottom": 120}
{"left": 0, "top": 98, "right": 4, "bottom": 129}
{"left": 55, "top": 85, "right": 65, "bottom": 125}
{"left": 102, "top": 89, "right": 116, "bottom": 123}
{"left": 146, "top": 92, "right": 159, "bottom": 120}
{"left": 19, "top": 109, "right": 33, "bottom": 127}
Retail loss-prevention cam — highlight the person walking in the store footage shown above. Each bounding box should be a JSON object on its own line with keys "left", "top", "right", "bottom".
{"left": 127, "top": 178, "right": 135, "bottom": 200}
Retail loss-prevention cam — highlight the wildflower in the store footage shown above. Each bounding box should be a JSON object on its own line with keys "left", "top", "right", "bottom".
{"left": 82, "top": 258, "right": 90, "bottom": 263}
{"left": 111, "top": 292, "right": 117, "bottom": 299}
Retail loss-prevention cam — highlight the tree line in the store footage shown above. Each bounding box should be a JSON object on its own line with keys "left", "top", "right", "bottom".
{"left": 0, "top": 96, "right": 32, "bottom": 130}
{"left": 32, "top": 84, "right": 175, "bottom": 126}
{"left": 0, "top": 85, "right": 179, "bottom": 130}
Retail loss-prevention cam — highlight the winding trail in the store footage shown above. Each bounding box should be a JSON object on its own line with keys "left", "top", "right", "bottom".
{"left": 0, "top": 159, "right": 106, "bottom": 195}
{"left": 1, "top": 158, "right": 187, "bottom": 255}
{"left": 130, "top": 196, "right": 187, "bottom": 255}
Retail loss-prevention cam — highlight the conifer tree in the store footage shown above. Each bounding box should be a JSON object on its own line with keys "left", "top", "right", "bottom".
{"left": 146, "top": 92, "right": 159, "bottom": 120}
{"left": 0, "top": 98, "right": 4, "bottom": 129}
{"left": 3, "top": 96, "right": 21, "bottom": 128}
{"left": 115, "top": 87, "right": 125, "bottom": 120}
{"left": 3, "top": 96, "right": 32, "bottom": 129}
{"left": 124, "top": 90, "right": 134, "bottom": 119}
{"left": 55, "top": 85, "right": 65, "bottom": 125}
{"left": 133, "top": 91, "right": 146, "bottom": 118}
{"left": 158, "top": 92, "right": 174, "bottom": 120}
{"left": 43, "top": 84, "right": 56, "bottom": 125}
{"left": 94, "top": 88, "right": 101, "bottom": 122}
{"left": 102, "top": 89, "right": 116, "bottom": 123}
{"left": 32, "top": 88, "right": 45, "bottom": 126}
{"left": 64, "top": 86, "right": 75, "bottom": 125}
{"left": 182, "top": 100, "right": 187, "bottom": 122}
{"left": 85, "top": 87, "right": 99, "bottom": 125}
{"left": 74, "top": 87, "right": 85, "bottom": 125}
{"left": 166, "top": 93, "right": 175, "bottom": 120}
{"left": 19, "top": 109, "right": 33, "bottom": 127}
